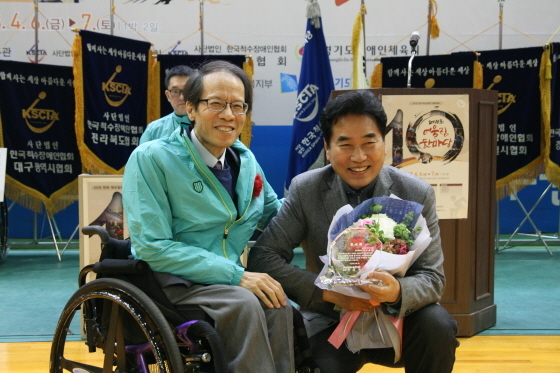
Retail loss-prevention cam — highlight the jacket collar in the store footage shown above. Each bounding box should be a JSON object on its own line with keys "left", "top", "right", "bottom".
{"left": 321, "top": 165, "right": 394, "bottom": 217}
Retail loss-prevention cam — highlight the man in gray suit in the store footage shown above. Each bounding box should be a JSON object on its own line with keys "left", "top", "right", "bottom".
{"left": 248, "top": 90, "right": 458, "bottom": 373}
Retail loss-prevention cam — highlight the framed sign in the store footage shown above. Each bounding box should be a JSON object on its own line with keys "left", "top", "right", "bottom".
{"left": 78, "top": 174, "right": 127, "bottom": 271}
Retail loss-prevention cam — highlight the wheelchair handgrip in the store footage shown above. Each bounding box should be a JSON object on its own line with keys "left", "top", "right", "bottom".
{"left": 82, "top": 225, "right": 111, "bottom": 244}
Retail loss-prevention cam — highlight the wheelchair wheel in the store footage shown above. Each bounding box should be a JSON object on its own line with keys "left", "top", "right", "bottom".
{"left": 0, "top": 199, "right": 8, "bottom": 262}
{"left": 50, "top": 278, "right": 184, "bottom": 373}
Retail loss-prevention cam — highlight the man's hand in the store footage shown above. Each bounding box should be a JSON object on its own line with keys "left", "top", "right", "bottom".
{"left": 322, "top": 290, "right": 379, "bottom": 312}
{"left": 359, "top": 270, "right": 401, "bottom": 304}
{"left": 238, "top": 271, "right": 287, "bottom": 308}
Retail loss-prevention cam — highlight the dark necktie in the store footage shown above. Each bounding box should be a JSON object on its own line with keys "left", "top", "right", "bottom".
{"left": 214, "top": 161, "right": 222, "bottom": 169}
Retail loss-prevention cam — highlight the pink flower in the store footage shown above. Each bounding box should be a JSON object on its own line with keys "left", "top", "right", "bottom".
{"left": 359, "top": 219, "right": 373, "bottom": 227}
{"left": 253, "top": 174, "right": 263, "bottom": 197}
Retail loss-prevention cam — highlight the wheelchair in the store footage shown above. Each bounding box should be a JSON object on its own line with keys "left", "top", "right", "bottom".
{"left": 50, "top": 225, "right": 318, "bottom": 373}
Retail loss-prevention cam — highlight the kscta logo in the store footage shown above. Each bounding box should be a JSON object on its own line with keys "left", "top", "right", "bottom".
{"left": 102, "top": 65, "right": 132, "bottom": 107}
{"left": 26, "top": 45, "right": 47, "bottom": 63}
{"left": 21, "top": 92, "right": 60, "bottom": 133}
{"left": 294, "top": 84, "right": 319, "bottom": 122}
{"left": 487, "top": 75, "right": 516, "bottom": 115}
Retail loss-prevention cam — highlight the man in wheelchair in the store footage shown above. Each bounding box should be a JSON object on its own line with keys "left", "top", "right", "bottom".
{"left": 121, "top": 60, "right": 294, "bottom": 373}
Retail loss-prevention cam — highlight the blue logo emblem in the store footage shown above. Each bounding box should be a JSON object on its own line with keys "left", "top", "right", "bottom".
{"left": 280, "top": 73, "right": 298, "bottom": 93}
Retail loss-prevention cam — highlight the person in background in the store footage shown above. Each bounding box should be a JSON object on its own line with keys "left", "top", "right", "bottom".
{"left": 140, "top": 65, "right": 194, "bottom": 144}
{"left": 248, "top": 89, "right": 458, "bottom": 373}
{"left": 123, "top": 60, "right": 293, "bottom": 373}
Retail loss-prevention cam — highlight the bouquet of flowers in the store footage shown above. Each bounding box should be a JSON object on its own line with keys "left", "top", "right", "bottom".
{"left": 315, "top": 195, "right": 432, "bottom": 299}
{"left": 315, "top": 195, "right": 433, "bottom": 354}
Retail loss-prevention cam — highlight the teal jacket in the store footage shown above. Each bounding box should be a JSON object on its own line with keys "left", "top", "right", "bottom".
{"left": 123, "top": 129, "right": 282, "bottom": 286}
{"left": 139, "top": 112, "right": 191, "bottom": 144}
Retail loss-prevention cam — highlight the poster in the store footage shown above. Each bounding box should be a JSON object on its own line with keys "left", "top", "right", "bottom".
{"left": 382, "top": 94, "right": 469, "bottom": 219}
{"left": 78, "top": 174, "right": 127, "bottom": 272}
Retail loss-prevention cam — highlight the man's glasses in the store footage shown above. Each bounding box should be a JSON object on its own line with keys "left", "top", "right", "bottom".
{"left": 167, "top": 89, "right": 183, "bottom": 97}
{"left": 198, "top": 98, "right": 248, "bottom": 115}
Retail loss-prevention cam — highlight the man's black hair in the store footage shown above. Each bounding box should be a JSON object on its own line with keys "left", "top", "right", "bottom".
{"left": 320, "top": 90, "right": 387, "bottom": 145}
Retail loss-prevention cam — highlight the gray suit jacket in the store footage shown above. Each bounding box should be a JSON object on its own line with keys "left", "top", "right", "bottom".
{"left": 248, "top": 164, "right": 446, "bottom": 336}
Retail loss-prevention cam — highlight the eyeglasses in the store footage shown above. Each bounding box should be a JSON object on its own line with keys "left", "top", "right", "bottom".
{"left": 167, "top": 89, "right": 183, "bottom": 97}
{"left": 198, "top": 98, "right": 248, "bottom": 115}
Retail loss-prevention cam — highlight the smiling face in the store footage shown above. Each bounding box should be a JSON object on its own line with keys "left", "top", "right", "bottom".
{"left": 325, "top": 114, "right": 386, "bottom": 190}
{"left": 187, "top": 71, "right": 245, "bottom": 158}
{"left": 165, "top": 75, "right": 189, "bottom": 116}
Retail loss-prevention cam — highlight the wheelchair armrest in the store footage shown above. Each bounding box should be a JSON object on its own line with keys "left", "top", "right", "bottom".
{"left": 82, "top": 225, "right": 111, "bottom": 245}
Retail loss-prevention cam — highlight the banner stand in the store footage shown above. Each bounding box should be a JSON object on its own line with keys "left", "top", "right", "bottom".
{"left": 497, "top": 183, "right": 557, "bottom": 256}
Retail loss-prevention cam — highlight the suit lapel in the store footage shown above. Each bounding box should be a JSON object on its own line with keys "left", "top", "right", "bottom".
{"left": 373, "top": 166, "right": 394, "bottom": 198}
{"left": 320, "top": 168, "right": 351, "bottom": 220}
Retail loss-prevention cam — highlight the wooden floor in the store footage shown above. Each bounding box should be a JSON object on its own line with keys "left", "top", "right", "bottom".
{"left": 1, "top": 335, "right": 559, "bottom": 373}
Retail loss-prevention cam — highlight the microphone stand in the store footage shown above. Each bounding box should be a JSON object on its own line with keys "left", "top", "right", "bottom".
{"left": 407, "top": 46, "right": 417, "bottom": 88}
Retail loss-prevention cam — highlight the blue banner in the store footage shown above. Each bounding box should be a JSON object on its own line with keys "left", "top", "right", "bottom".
{"left": 74, "top": 30, "right": 152, "bottom": 173}
{"left": 479, "top": 47, "right": 544, "bottom": 199}
{"left": 0, "top": 60, "right": 81, "bottom": 214}
{"left": 285, "top": 16, "right": 334, "bottom": 191}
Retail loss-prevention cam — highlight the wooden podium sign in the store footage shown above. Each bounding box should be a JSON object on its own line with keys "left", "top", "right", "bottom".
{"left": 331, "top": 88, "right": 498, "bottom": 336}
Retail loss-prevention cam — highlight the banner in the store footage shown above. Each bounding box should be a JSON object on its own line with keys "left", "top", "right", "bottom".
{"left": 73, "top": 30, "right": 154, "bottom": 174}
{"left": 374, "top": 52, "right": 481, "bottom": 89}
{"left": 0, "top": 60, "right": 81, "bottom": 214}
{"left": 545, "top": 43, "right": 560, "bottom": 189}
{"left": 154, "top": 54, "right": 253, "bottom": 146}
{"left": 285, "top": 0, "right": 335, "bottom": 192}
{"left": 479, "top": 47, "right": 544, "bottom": 199}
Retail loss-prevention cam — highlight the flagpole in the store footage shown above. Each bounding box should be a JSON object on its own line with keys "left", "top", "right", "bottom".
{"left": 110, "top": 0, "right": 114, "bottom": 36}
{"left": 34, "top": 0, "right": 38, "bottom": 63}
{"left": 200, "top": 0, "right": 204, "bottom": 55}
{"left": 361, "top": 0, "right": 367, "bottom": 77}
{"left": 498, "top": 0, "right": 504, "bottom": 50}
{"left": 426, "top": 0, "right": 432, "bottom": 56}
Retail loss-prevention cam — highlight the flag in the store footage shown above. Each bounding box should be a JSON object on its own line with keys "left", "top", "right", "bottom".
{"left": 0, "top": 61, "right": 82, "bottom": 214}
{"left": 285, "top": 0, "right": 334, "bottom": 193}
{"left": 351, "top": 5, "right": 368, "bottom": 89}
{"left": 73, "top": 30, "right": 154, "bottom": 174}
{"left": 545, "top": 42, "right": 560, "bottom": 188}
{"left": 479, "top": 47, "right": 544, "bottom": 199}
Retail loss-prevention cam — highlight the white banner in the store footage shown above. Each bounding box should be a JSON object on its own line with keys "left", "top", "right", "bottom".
{"left": 0, "top": 0, "right": 558, "bottom": 130}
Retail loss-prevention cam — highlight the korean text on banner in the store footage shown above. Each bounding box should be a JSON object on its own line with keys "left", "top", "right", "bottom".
{"left": 479, "top": 47, "right": 544, "bottom": 199}
{"left": 73, "top": 30, "right": 154, "bottom": 174}
{"left": 0, "top": 60, "right": 81, "bottom": 214}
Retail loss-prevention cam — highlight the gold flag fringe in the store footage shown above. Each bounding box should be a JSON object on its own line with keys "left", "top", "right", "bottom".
{"left": 147, "top": 53, "right": 160, "bottom": 124}
{"left": 541, "top": 45, "right": 560, "bottom": 188}
{"left": 241, "top": 57, "right": 254, "bottom": 147}
{"left": 429, "top": 0, "right": 440, "bottom": 39}
{"left": 473, "top": 59, "right": 483, "bottom": 89}
{"left": 5, "top": 176, "right": 78, "bottom": 215}
{"left": 370, "top": 63, "right": 383, "bottom": 88}
{"left": 495, "top": 158, "right": 544, "bottom": 201}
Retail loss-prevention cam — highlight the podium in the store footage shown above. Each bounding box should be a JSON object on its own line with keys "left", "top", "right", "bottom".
{"left": 332, "top": 88, "right": 498, "bottom": 336}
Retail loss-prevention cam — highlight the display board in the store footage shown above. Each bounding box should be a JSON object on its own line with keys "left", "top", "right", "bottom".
{"left": 78, "top": 174, "right": 127, "bottom": 273}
